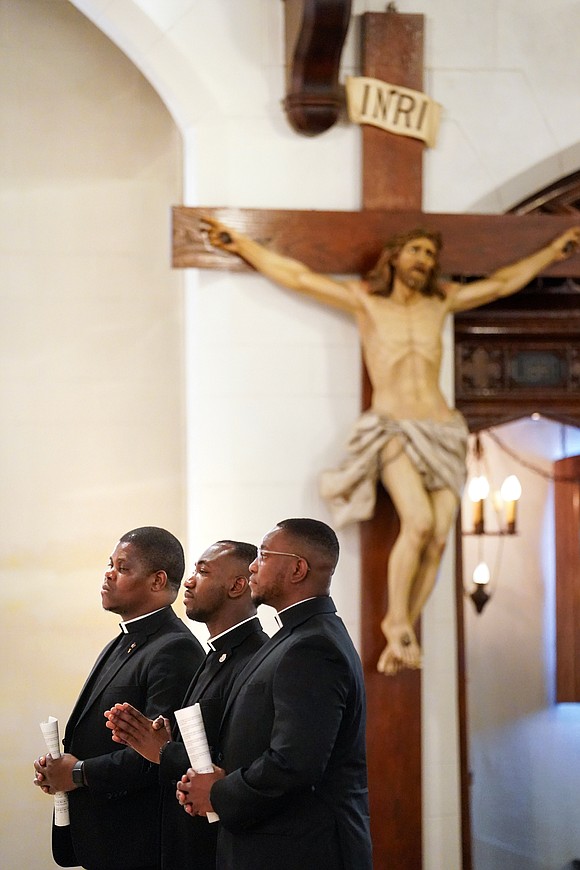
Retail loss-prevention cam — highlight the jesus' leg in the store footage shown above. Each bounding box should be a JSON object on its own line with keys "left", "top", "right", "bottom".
{"left": 406, "top": 487, "right": 459, "bottom": 626}
{"left": 380, "top": 487, "right": 460, "bottom": 675}
{"left": 377, "top": 440, "right": 435, "bottom": 674}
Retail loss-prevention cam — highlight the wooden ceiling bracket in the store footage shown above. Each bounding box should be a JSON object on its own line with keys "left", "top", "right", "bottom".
{"left": 283, "top": 0, "right": 352, "bottom": 136}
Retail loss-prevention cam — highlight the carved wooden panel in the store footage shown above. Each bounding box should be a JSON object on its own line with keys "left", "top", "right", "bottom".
{"left": 455, "top": 286, "right": 580, "bottom": 430}
{"left": 458, "top": 343, "right": 580, "bottom": 394}
{"left": 455, "top": 167, "right": 580, "bottom": 428}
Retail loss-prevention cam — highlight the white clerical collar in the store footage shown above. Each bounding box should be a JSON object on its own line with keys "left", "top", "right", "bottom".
{"left": 119, "top": 607, "right": 167, "bottom": 634}
{"left": 275, "top": 597, "right": 317, "bottom": 628}
{"left": 207, "top": 615, "right": 257, "bottom": 650}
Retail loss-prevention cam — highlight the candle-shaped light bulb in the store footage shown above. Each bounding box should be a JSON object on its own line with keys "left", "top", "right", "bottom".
{"left": 467, "top": 475, "right": 489, "bottom": 534}
{"left": 500, "top": 475, "right": 522, "bottom": 533}
{"left": 473, "top": 561, "right": 490, "bottom": 585}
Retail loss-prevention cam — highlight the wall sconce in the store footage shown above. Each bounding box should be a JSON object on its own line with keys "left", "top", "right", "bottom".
{"left": 463, "top": 430, "right": 521, "bottom": 614}
{"left": 464, "top": 433, "right": 522, "bottom": 537}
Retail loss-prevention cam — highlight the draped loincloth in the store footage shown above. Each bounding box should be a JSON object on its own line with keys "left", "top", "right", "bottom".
{"left": 319, "top": 411, "right": 468, "bottom": 528}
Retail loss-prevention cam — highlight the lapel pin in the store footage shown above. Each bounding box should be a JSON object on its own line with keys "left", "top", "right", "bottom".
{"left": 219, "top": 653, "right": 227, "bottom": 663}
{"left": 127, "top": 642, "right": 137, "bottom": 654}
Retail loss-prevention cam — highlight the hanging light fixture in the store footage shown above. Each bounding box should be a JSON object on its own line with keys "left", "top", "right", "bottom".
{"left": 463, "top": 430, "right": 522, "bottom": 613}
{"left": 469, "top": 561, "right": 492, "bottom": 614}
{"left": 465, "top": 433, "right": 522, "bottom": 537}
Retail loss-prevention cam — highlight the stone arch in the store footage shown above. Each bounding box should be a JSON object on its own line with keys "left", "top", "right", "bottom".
{"left": 470, "top": 142, "right": 580, "bottom": 214}
{"left": 69, "top": 1, "right": 205, "bottom": 135}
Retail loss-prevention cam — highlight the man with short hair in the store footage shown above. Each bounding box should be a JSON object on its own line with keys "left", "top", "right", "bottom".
{"left": 104, "top": 539, "right": 268, "bottom": 870}
{"left": 177, "top": 518, "right": 373, "bottom": 870}
{"left": 33, "top": 526, "right": 205, "bottom": 870}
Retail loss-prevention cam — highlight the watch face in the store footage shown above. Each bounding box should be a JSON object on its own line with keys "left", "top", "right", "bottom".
{"left": 72, "top": 763, "right": 84, "bottom": 785}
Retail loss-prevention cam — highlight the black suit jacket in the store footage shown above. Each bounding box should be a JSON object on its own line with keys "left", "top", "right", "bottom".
{"left": 210, "top": 597, "right": 373, "bottom": 870}
{"left": 158, "top": 616, "right": 268, "bottom": 870}
{"left": 52, "top": 607, "right": 205, "bottom": 870}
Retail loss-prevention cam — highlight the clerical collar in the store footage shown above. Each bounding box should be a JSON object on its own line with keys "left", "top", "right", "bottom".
{"left": 275, "top": 597, "right": 317, "bottom": 628}
{"left": 119, "top": 607, "right": 167, "bottom": 634}
{"left": 207, "top": 615, "right": 257, "bottom": 651}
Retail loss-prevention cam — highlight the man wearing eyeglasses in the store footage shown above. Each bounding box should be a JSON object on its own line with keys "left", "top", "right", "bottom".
{"left": 176, "top": 517, "right": 372, "bottom": 870}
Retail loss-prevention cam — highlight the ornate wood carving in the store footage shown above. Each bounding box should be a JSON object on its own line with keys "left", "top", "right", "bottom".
{"left": 455, "top": 309, "right": 580, "bottom": 429}
{"left": 454, "top": 171, "right": 580, "bottom": 432}
{"left": 283, "top": 0, "right": 352, "bottom": 135}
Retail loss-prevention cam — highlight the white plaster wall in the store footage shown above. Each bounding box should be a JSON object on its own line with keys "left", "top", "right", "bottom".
{"left": 0, "top": 3, "right": 185, "bottom": 868}
{"left": 10, "top": 0, "right": 580, "bottom": 868}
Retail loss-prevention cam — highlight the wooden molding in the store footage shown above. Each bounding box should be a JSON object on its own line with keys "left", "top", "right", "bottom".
{"left": 555, "top": 454, "right": 580, "bottom": 702}
{"left": 283, "top": 0, "right": 352, "bottom": 135}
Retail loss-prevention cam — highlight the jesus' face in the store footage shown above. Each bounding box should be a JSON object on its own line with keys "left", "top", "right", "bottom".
{"left": 392, "top": 237, "right": 438, "bottom": 292}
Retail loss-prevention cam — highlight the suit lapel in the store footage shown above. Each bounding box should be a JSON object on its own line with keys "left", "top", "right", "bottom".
{"left": 65, "top": 634, "right": 122, "bottom": 734}
{"left": 219, "top": 598, "right": 337, "bottom": 726}
{"left": 180, "top": 651, "right": 221, "bottom": 708}
{"left": 68, "top": 609, "right": 171, "bottom": 733}
{"left": 83, "top": 633, "right": 140, "bottom": 704}
{"left": 218, "top": 626, "right": 290, "bottom": 726}
{"left": 184, "top": 616, "right": 264, "bottom": 707}
{"left": 172, "top": 617, "right": 265, "bottom": 743}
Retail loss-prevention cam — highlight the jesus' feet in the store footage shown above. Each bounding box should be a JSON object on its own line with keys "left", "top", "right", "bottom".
{"left": 377, "top": 617, "right": 422, "bottom": 675}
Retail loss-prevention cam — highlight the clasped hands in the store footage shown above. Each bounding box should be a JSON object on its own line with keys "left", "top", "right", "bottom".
{"left": 34, "top": 702, "right": 225, "bottom": 817}
{"left": 104, "top": 701, "right": 171, "bottom": 763}
{"left": 33, "top": 753, "right": 78, "bottom": 795}
{"left": 103, "top": 702, "right": 224, "bottom": 817}
{"left": 176, "top": 766, "right": 225, "bottom": 817}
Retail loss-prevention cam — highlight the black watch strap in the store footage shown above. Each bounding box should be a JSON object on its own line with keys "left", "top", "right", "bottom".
{"left": 72, "top": 760, "right": 85, "bottom": 786}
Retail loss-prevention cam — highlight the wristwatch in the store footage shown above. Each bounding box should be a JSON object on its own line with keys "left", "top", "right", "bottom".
{"left": 72, "top": 760, "right": 85, "bottom": 787}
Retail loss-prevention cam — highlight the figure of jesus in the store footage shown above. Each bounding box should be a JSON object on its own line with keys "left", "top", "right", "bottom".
{"left": 202, "top": 217, "right": 580, "bottom": 675}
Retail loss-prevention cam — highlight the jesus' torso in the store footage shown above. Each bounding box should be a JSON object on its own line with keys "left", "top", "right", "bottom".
{"left": 353, "top": 283, "right": 454, "bottom": 422}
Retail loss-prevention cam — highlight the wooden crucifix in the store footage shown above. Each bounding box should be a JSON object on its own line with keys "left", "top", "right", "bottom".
{"left": 172, "top": 11, "right": 580, "bottom": 870}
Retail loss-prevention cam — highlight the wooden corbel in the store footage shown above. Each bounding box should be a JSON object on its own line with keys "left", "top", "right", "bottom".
{"left": 283, "top": 0, "right": 352, "bottom": 136}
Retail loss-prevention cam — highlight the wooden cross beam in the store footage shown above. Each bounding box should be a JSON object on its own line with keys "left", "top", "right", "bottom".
{"left": 172, "top": 12, "right": 579, "bottom": 870}
{"left": 172, "top": 205, "right": 580, "bottom": 278}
